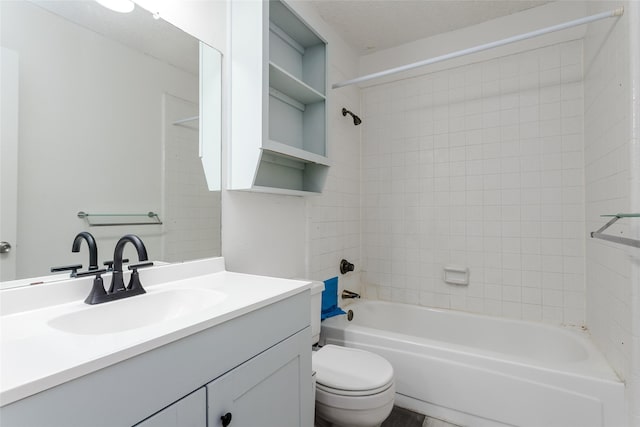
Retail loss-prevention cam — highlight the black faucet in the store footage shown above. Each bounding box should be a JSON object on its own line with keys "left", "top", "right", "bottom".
{"left": 109, "top": 234, "right": 149, "bottom": 293}
{"left": 83, "top": 234, "right": 153, "bottom": 304}
{"left": 72, "top": 232, "right": 99, "bottom": 271}
{"left": 50, "top": 232, "right": 98, "bottom": 277}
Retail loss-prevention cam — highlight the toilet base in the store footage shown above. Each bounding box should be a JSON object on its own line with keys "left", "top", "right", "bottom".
{"left": 314, "top": 399, "right": 394, "bottom": 427}
{"left": 315, "top": 415, "right": 383, "bottom": 427}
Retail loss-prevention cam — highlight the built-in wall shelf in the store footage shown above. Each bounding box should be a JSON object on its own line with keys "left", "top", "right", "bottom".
{"left": 230, "top": 0, "right": 328, "bottom": 196}
{"left": 269, "top": 63, "right": 325, "bottom": 105}
{"left": 263, "top": 140, "right": 330, "bottom": 166}
{"left": 254, "top": 150, "right": 328, "bottom": 194}
{"left": 250, "top": 186, "right": 324, "bottom": 197}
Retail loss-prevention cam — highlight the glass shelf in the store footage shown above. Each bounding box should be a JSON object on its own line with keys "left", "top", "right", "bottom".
{"left": 601, "top": 213, "right": 640, "bottom": 218}
{"left": 591, "top": 213, "right": 640, "bottom": 249}
{"left": 77, "top": 211, "right": 162, "bottom": 227}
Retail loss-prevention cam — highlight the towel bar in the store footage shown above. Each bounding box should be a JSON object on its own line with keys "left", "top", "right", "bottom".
{"left": 77, "top": 211, "right": 162, "bottom": 227}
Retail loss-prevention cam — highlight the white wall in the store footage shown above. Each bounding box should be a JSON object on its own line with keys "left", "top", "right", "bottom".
{"left": 584, "top": 1, "right": 640, "bottom": 425}
{"left": 1, "top": 1, "right": 200, "bottom": 278}
{"left": 631, "top": 5, "right": 640, "bottom": 425}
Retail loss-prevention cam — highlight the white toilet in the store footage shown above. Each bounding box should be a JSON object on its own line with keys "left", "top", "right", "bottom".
{"left": 310, "top": 282, "right": 395, "bottom": 427}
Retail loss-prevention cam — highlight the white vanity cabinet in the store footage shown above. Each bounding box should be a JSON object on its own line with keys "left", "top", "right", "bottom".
{"left": 136, "top": 389, "right": 207, "bottom": 427}
{"left": 137, "top": 330, "right": 310, "bottom": 427}
{"left": 229, "top": 0, "right": 329, "bottom": 195}
{"left": 0, "top": 291, "right": 313, "bottom": 427}
{"left": 207, "top": 328, "right": 308, "bottom": 426}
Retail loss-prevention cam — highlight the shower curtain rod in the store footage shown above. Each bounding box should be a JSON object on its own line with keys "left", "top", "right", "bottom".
{"left": 332, "top": 7, "right": 624, "bottom": 89}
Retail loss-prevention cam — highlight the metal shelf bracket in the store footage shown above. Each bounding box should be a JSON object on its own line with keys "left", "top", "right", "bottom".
{"left": 590, "top": 213, "right": 640, "bottom": 249}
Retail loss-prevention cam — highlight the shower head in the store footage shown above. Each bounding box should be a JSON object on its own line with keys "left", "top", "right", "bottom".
{"left": 342, "top": 108, "right": 362, "bottom": 126}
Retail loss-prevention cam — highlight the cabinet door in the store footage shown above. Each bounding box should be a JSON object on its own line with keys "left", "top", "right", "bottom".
{"left": 135, "top": 388, "right": 206, "bottom": 427}
{"left": 207, "top": 329, "right": 312, "bottom": 427}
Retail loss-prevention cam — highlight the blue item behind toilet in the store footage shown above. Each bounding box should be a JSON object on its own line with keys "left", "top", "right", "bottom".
{"left": 321, "top": 277, "right": 346, "bottom": 320}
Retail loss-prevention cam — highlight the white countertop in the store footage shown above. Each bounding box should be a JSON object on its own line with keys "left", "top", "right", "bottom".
{"left": 0, "top": 258, "right": 310, "bottom": 406}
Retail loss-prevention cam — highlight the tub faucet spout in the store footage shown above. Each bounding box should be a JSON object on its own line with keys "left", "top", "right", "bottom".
{"left": 342, "top": 289, "right": 360, "bottom": 299}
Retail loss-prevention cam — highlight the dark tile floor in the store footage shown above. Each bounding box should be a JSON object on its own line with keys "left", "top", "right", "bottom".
{"left": 381, "top": 406, "right": 425, "bottom": 427}
{"left": 382, "top": 406, "right": 462, "bottom": 427}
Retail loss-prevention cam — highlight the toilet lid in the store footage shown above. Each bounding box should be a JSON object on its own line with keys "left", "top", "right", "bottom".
{"left": 312, "top": 345, "right": 394, "bottom": 392}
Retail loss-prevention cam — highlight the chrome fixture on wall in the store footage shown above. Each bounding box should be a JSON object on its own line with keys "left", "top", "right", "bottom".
{"left": 342, "top": 108, "right": 362, "bottom": 126}
{"left": 341, "top": 289, "right": 360, "bottom": 299}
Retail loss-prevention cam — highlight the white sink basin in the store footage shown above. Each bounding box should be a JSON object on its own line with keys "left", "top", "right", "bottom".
{"left": 48, "top": 288, "right": 226, "bottom": 335}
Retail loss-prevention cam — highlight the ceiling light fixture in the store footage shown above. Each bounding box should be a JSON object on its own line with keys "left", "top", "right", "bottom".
{"left": 95, "top": 0, "right": 135, "bottom": 13}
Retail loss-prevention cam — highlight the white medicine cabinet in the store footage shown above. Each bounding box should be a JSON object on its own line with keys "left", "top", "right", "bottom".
{"left": 229, "top": 0, "right": 329, "bottom": 195}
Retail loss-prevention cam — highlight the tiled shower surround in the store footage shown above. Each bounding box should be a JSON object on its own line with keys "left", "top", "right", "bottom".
{"left": 361, "top": 40, "right": 586, "bottom": 326}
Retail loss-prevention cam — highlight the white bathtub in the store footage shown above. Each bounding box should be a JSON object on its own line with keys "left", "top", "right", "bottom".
{"left": 320, "top": 300, "right": 625, "bottom": 427}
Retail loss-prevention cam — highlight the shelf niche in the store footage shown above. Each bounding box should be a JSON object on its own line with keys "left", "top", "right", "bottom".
{"left": 229, "top": 0, "right": 329, "bottom": 195}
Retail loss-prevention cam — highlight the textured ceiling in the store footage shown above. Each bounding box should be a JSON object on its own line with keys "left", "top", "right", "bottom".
{"left": 308, "top": 0, "right": 552, "bottom": 54}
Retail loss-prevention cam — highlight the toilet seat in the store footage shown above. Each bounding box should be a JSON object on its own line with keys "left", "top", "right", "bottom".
{"left": 313, "top": 345, "right": 394, "bottom": 393}
{"left": 316, "top": 381, "right": 393, "bottom": 397}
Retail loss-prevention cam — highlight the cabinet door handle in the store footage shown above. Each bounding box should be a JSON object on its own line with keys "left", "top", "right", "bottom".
{"left": 221, "top": 412, "right": 232, "bottom": 426}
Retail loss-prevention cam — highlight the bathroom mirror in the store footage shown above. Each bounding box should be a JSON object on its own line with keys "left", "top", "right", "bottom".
{"left": 0, "top": 0, "right": 222, "bottom": 285}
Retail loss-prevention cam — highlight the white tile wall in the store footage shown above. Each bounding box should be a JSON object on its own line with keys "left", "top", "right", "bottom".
{"left": 306, "top": 64, "right": 362, "bottom": 293}
{"left": 584, "top": 2, "right": 639, "bottom": 425}
{"left": 361, "top": 40, "right": 586, "bottom": 325}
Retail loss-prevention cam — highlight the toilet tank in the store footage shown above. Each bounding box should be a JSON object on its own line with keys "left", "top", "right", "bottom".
{"left": 310, "top": 281, "right": 325, "bottom": 345}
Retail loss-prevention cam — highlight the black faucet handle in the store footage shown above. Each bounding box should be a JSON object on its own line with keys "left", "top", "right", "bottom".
{"left": 127, "top": 261, "right": 154, "bottom": 271}
{"left": 104, "top": 259, "right": 129, "bottom": 271}
{"left": 76, "top": 268, "right": 107, "bottom": 278}
{"left": 51, "top": 264, "right": 83, "bottom": 277}
{"left": 83, "top": 270, "right": 109, "bottom": 305}
{"left": 340, "top": 259, "right": 355, "bottom": 274}
{"left": 126, "top": 262, "right": 153, "bottom": 292}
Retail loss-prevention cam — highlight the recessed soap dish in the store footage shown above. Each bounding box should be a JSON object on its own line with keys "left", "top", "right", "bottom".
{"left": 443, "top": 265, "right": 469, "bottom": 286}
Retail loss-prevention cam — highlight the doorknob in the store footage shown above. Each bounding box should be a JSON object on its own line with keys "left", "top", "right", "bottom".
{"left": 0, "top": 241, "right": 11, "bottom": 254}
